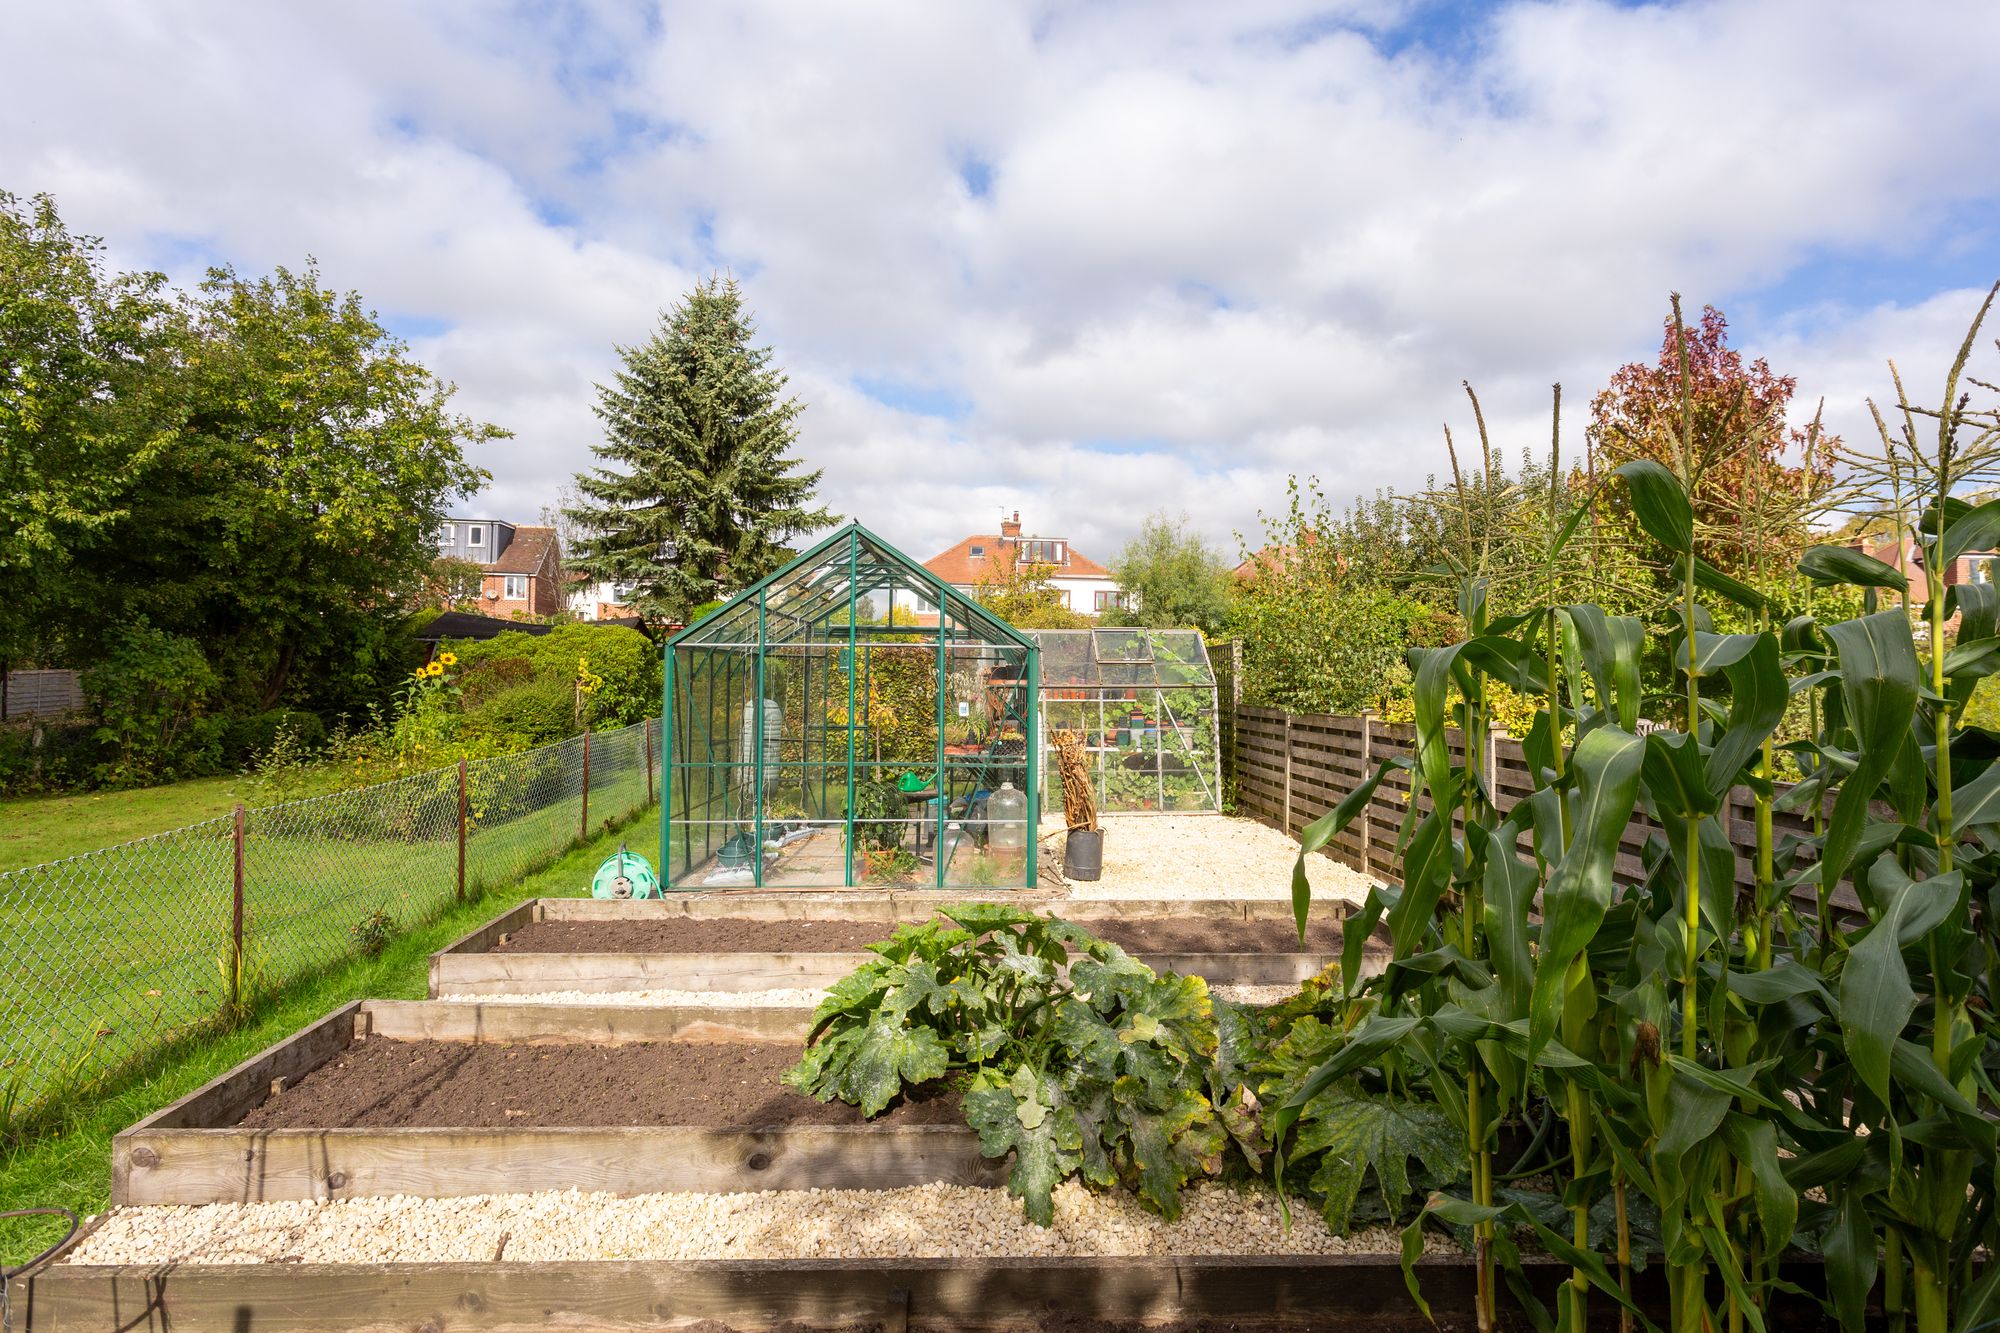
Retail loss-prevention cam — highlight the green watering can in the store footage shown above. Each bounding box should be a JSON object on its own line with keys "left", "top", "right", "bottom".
{"left": 590, "top": 844, "right": 661, "bottom": 899}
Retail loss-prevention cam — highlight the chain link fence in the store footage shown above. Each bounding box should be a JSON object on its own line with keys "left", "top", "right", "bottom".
{"left": 0, "top": 720, "right": 657, "bottom": 1126}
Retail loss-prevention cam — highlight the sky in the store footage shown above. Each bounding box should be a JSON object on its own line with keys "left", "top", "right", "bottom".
{"left": 5, "top": 0, "right": 1999, "bottom": 568}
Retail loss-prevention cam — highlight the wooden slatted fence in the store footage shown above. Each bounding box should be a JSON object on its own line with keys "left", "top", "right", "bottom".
{"left": 1233, "top": 706, "right": 1855, "bottom": 914}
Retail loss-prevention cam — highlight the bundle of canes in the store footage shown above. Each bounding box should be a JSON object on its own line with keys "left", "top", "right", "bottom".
{"left": 1053, "top": 729, "right": 1099, "bottom": 833}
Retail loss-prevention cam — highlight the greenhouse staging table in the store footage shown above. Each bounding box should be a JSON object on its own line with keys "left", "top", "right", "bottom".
{"left": 427, "top": 895, "right": 1353, "bottom": 997}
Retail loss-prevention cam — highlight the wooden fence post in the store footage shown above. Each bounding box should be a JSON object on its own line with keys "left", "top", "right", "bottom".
{"left": 581, "top": 730, "right": 592, "bottom": 841}
{"left": 229, "top": 803, "right": 245, "bottom": 1016}
{"left": 1281, "top": 714, "right": 1294, "bottom": 836}
{"left": 645, "top": 717, "right": 655, "bottom": 806}
{"left": 1358, "top": 712, "right": 1374, "bottom": 871}
{"left": 456, "top": 759, "right": 468, "bottom": 902}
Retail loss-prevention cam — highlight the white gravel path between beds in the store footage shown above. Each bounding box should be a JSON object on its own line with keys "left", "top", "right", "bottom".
{"left": 438, "top": 982, "right": 1298, "bottom": 1008}
{"left": 67, "top": 1181, "right": 1448, "bottom": 1266}
{"left": 1041, "top": 814, "right": 1375, "bottom": 905}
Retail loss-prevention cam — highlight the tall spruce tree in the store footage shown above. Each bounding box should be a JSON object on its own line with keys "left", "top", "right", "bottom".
{"left": 567, "top": 277, "right": 834, "bottom": 619}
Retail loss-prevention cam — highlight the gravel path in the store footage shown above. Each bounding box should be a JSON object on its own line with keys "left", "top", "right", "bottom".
{"left": 437, "top": 982, "right": 1298, "bottom": 1008}
{"left": 1042, "top": 815, "right": 1375, "bottom": 905}
{"left": 69, "top": 1182, "right": 1446, "bottom": 1266}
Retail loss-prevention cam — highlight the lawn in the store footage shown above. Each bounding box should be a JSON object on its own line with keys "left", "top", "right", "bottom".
{"left": 0, "top": 773, "right": 267, "bottom": 872}
{"left": 0, "top": 805, "right": 667, "bottom": 1265}
{"left": 0, "top": 738, "right": 651, "bottom": 1120}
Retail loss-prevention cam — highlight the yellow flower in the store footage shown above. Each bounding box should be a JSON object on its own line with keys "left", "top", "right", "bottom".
{"left": 426, "top": 661, "right": 445, "bottom": 677}
{"left": 438, "top": 652, "right": 458, "bottom": 667}
{"left": 413, "top": 668, "right": 427, "bottom": 680}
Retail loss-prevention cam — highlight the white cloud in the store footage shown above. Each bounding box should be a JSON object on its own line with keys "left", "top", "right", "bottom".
{"left": 3, "top": 0, "right": 1997, "bottom": 563}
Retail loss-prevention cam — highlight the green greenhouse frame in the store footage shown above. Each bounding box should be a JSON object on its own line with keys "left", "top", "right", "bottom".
{"left": 659, "top": 523, "right": 1041, "bottom": 890}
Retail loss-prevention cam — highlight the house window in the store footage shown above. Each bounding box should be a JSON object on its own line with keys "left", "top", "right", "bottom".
{"left": 1094, "top": 590, "right": 1129, "bottom": 611}
{"left": 1019, "top": 539, "right": 1065, "bottom": 566}
{"left": 503, "top": 575, "right": 526, "bottom": 599}
{"left": 969, "top": 545, "right": 985, "bottom": 560}
{"left": 468, "top": 526, "right": 485, "bottom": 549}
{"left": 438, "top": 522, "right": 454, "bottom": 546}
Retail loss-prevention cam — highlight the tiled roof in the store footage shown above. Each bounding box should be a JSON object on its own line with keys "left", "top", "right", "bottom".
{"left": 484, "top": 526, "right": 556, "bottom": 576}
{"left": 925, "top": 534, "right": 1112, "bottom": 585}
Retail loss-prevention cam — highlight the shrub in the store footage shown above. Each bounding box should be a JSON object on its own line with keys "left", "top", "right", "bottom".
{"left": 82, "top": 622, "right": 221, "bottom": 785}
{"left": 450, "top": 623, "right": 659, "bottom": 728}
{"left": 463, "top": 675, "right": 575, "bottom": 747}
{"left": 224, "top": 708, "right": 327, "bottom": 768}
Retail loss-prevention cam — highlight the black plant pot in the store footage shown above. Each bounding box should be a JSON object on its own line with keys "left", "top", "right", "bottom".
{"left": 1064, "top": 828, "right": 1104, "bottom": 882}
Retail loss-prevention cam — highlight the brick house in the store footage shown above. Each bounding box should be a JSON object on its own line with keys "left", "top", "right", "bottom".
{"left": 1850, "top": 534, "right": 2000, "bottom": 605}
{"left": 923, "top": 511, "right": 1127, "bottom": 617}
{"left": 437, "top": 518, "right": 563, "bottom": 619}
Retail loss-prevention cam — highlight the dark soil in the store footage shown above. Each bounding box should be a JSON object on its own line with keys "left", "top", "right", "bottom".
{"left": 490, "top": 915, "right": 1344, "bottom": 956}
{"left": 237, "top": 1039, "right": 961, "bottom": 1130}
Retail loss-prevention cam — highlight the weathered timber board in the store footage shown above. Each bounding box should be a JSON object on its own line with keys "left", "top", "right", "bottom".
{"left": 8, "top": 1253, "right": 1843, "bottom": 1333}
{"left": 530, "top": 895, "right": 1325, "bottom": 924}
{"left": 112, "top": 999, "right": 1006, "bottom": 1205}
{"left": 429, "top": 948, "right": 1341, "bottom": 995}
{"left": 116, "top": 1121, "right": 1005, "bottom": 1206}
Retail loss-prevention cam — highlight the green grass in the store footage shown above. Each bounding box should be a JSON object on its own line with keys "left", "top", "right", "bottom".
{"left": 0, "top": 805, "right": 667, "bottom": 1265}
{"left": 0, "top": 773, "right": 267, "bottom": 871}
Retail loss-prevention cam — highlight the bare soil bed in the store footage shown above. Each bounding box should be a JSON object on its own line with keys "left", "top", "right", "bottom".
{"left": 488, "top": 916, "right": 1343, "bottom": 955}
{"left": 237, "top": 1038, "right": 959, "bottom": 1130}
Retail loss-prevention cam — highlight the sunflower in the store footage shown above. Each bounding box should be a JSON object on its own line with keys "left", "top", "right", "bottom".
{"left": 438, "top": 651, "right": 458, "bottom": 667}
{"left": 426, "top": 661, "right": 445, "bottom": 677}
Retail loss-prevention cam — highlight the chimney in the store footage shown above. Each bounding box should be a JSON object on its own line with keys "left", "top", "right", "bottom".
{"left": 1000, "top": 510, "right": 1022, "bottom": 538}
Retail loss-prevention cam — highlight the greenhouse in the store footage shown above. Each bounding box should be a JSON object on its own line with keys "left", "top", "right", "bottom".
{"left": 660, "top": 524, "right": 1041, "bottom": 890}
{"left": 1032, "top": 628, "right": 1221, "bottom": 817}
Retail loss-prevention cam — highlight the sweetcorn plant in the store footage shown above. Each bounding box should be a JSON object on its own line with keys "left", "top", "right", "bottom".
{"left": 788, "top": 905, "right": 1464, "bottom": 1228}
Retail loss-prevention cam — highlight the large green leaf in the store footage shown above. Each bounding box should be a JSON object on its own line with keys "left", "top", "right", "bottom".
{"left": 1819, "top": 611, "right": 1921, "bottom": 901}
{"left": 1410, "top": 643, "right": 1469, "bottom": 814}
{"left": 1718, "top": 1113, "right": 1797, "bottom": 1255}
{"left": 1291, "top": 756, "right": 1400, "bottom": 938}
{"left": 1388, "top": 808, "right": 1452, "bottom": 957}
{"left": 1799, "top": 543, "right": 1910, "bottom": 592}
{"left": 1704, "top": 632, "right": 1787, "bottom": 797}
{"left": 827, "top": 1011, "right": 952, "bottom": 1116}
{"left": 1108, "top": 1073, "right": 1225, "bottom": 1219}
{"left": 964, "top": 1068, "right": 1084, "bottom": 1226}
{"left": 1944, "top": 497, "right": 2000, "bottom": 566}
{"left": 1613, "top": 459, "right": 1694, "bottom": 553}
{"left": 1823, "top": 1190, "right": 1878, "bottom": 1333}
{"left": 1949, "top": 757, "right": 2000, "bottom": 834}
{"left": 1681, "top": 554, "right": 1775, "bottom": 614}
{"left": 1564, "top": 604, "right": 1645, "bottom": 732}
{"left": 1292, "top": 1083, "right": 1465, "bottom": 1231}
{"left": 1527, "top": 725, "right": 1646, "bottom": 1060}
{"left": 1838, "top": 862, "right": 1962, "bottom": 1104}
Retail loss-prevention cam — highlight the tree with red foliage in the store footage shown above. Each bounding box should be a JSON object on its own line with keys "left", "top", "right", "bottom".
{"left": 1589, "top": 298, "right": 1839, "bottom": 584}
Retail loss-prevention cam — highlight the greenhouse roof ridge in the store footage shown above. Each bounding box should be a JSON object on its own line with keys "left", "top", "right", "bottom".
{"left": 665, "top": 520, "right": 1036, "bottom": 651}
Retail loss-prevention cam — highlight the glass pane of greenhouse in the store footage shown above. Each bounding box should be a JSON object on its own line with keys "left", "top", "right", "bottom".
{"left": 662, "top": 524, "right": 1041, "bottom": 890}
{"left": 1032, "top": 628, "right": 1221, "bottom": 816}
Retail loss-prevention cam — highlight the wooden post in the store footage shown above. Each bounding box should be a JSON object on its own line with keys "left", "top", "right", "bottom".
{"left": 1358, "top": 713, "right": 1374, "bottom": 872}
{"left": 230, "top": 803, "right": 246, "bottom": 1015}
{"left": 581, "top": 730, "right": 592, "bottom": 841}
{"left": 456, "top": 759, "right": 469, "bottom": 902}
{"left": 645, "top": 717, "right": 655, "bottom": 806}
{"left": 1281, "top": 714, "right": 1294, "bottom": 836}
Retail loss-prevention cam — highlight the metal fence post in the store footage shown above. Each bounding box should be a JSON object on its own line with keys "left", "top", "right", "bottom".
{"left": 456, "top": 758, "right": 469, "bottom": 902}
{"left": 230, "top": 803, "right": 245, "bottom": 1015}
{"left": 644, "top": 716, "right": 655, "bottom": 806}
{"left": 580, "top": 729, "right": 591, "bottom": 841}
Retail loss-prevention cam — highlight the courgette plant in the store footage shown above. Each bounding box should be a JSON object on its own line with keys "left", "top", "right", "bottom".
{"left": 1285, "top": 283, "right": 2000, "bottom": 1333}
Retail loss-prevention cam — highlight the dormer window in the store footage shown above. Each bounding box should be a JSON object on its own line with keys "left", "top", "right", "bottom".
{"left": 468, "top": 526, "right": 485, "bottom": 549}
{"left": 1019, "top": 539, "right": 1065, "bottom": 566}
{"left": 969, "top": 545, "right": 985, "bottom": 560}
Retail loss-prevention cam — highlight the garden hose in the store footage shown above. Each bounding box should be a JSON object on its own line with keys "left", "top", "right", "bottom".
{"left": 2, "top": 1207, "right": 80, "bottom": 1333}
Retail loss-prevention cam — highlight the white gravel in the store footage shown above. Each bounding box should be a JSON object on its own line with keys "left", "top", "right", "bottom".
{"left": 68, "top": 1182, "right": 1443, "bottom": 1266}
{"left": 436, "top": 982, "right": 1299, "bottom": 1009}
{"left": 1042, "top": 814, "right": 1375, "bottom": 905}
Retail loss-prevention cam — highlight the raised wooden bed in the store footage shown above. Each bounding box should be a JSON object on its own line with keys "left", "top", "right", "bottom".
{"left": 7, "top": 1249, "right": 1841, "bottom": 1332}
{"left": 428, "top": 896, "right": 1351, "bottom": 996}
{"left": 113, "top": 999, "right": 999, "bottom": 1207}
